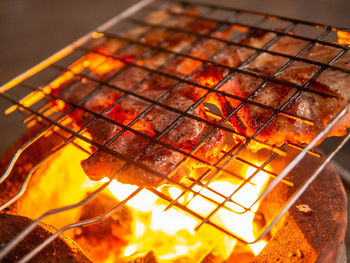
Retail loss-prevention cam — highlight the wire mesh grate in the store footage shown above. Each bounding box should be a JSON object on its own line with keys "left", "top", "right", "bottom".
{"left": 0, "top": 0, "right": 350, "bottom": 261}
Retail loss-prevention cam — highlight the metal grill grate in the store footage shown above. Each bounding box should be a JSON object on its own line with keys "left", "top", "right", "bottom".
{"left": 0, "top": 0, "right": 350, "bottom": 261}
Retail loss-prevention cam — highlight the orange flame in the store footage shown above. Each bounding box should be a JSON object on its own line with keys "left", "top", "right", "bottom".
{"left": 5, "top": 50, "right": 125, "bottom": 116}
{"left": 337, "top": 30, "right": 350, "bottom": 45}
{"left": 107, "top": 163, "right": 269, "bottom": 261}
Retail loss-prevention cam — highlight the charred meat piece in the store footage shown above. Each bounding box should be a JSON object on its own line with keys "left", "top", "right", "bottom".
{"left": 79, "top": 75, "right": 224, "bottom": 186}
{"left": 215, "top": 30, "right": 350, "bottom": 146}
{"left": 53, "top": 16, "right": 224, "bottom": 187}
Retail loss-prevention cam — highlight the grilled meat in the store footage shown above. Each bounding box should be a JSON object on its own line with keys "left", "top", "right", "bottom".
{"left": 214, "top": 30, "right": 350, "bottom": 146}
{"left": 78, "top": 78, "right": 224, "bottom": 186}
{"left": 53, "top": 12, "right": 224, "bottom": 187}
{"left": 52, "top": 7, "right": 350, "bottom": 187}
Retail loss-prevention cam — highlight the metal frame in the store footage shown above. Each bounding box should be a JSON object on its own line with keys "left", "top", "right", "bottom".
{"left": 0, "top": 0, "right": 349, "bottom": 261}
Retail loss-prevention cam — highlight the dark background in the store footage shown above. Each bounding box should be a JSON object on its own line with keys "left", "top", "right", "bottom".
{"left": 0, "top": 0, "right": 349, "bottom": 161}
{"left": 1, "top": 0, "right": 350, "bottom": 88}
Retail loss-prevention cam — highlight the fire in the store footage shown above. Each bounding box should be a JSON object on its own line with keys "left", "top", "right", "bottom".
{"left": 337, "top": 30, "right": 350, "bottom": 45}
{"left": 7, "top": 34, "right": 271, "bottom": 262}
{"left": 5, "top": 49, "right": 125, "bottom": 115}
{"left": 12, "top": 134, "right": 269, "bottom": 262}
{"left": 106, "top": 163, "right": 269, "bottom": 262}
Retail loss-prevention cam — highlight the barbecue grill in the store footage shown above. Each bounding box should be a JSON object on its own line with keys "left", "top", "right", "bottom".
{"left": 0, "top": 0, "right": 349, "bottom": 262}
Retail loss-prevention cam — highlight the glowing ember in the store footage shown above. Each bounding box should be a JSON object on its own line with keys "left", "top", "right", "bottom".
{"left": 337, "top": 30, "right": 350, "bottom": 45}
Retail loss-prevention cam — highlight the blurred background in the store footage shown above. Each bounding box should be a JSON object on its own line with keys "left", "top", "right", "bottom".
{"left": 0, "top": 0, "right": 349, "bottom": 162}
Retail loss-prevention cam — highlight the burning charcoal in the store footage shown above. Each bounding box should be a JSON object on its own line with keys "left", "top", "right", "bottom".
{"left": 0, "top": 213, "right": 91, "bottom": 263}
{"left": 73, "top": 192, "right": 133, "bottom": 263}
{"left": 200, "top": 252, "right": 224, "bottom": 263}
{"left": 119, "top": 251, "right": 158, "bottom": 263}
